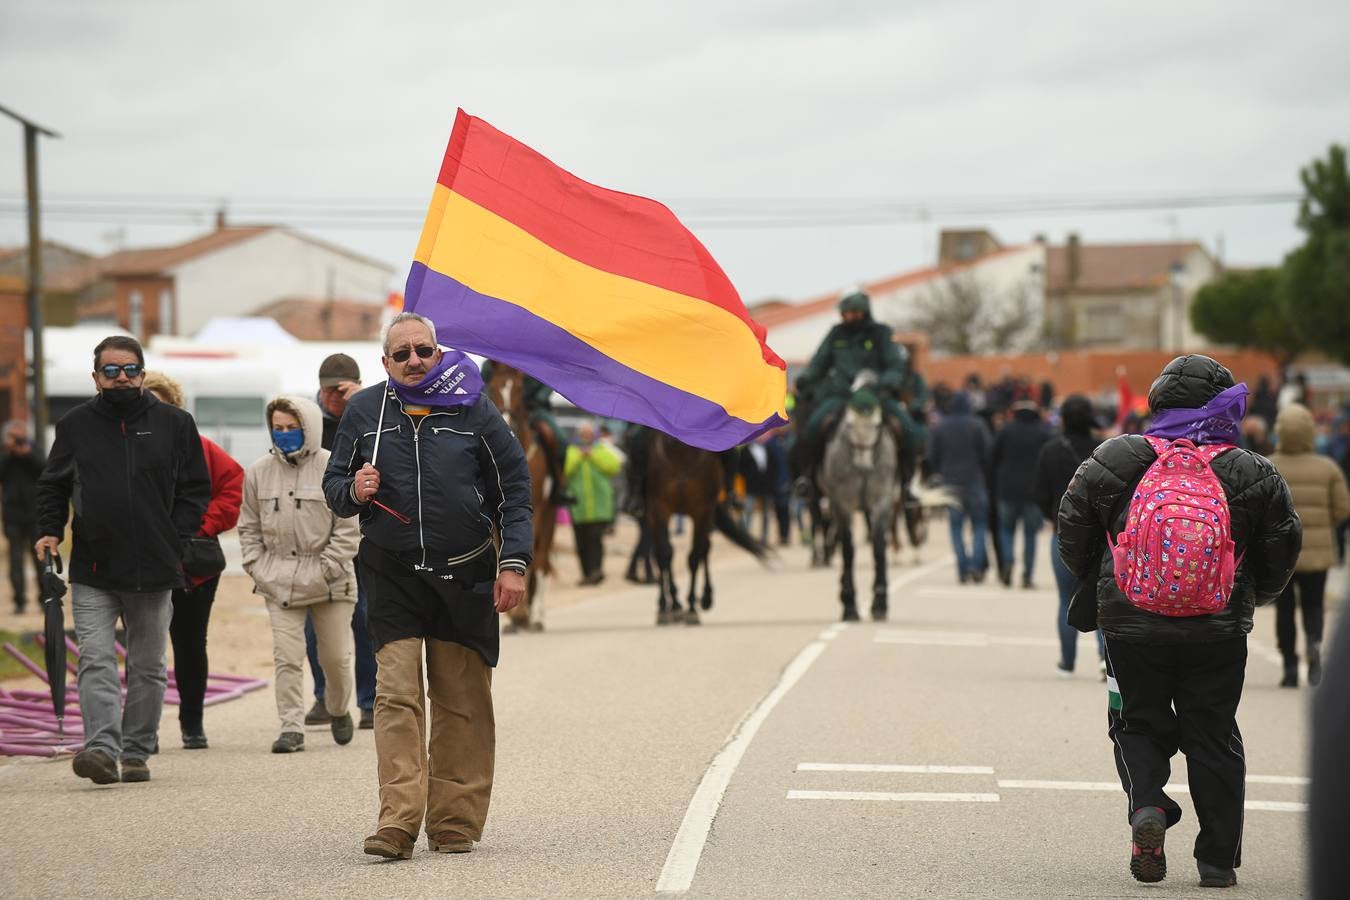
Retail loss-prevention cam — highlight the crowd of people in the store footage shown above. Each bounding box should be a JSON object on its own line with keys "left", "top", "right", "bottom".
{"left": 2, "top": 300, "right": 1350, "bottom": 888}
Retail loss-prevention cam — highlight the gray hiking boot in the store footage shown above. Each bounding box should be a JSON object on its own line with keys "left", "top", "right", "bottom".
{"left": 271, "top": 732, "right": 305, "bottom": 754}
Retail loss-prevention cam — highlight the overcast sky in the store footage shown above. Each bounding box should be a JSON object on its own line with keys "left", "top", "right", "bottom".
{"left": 2, "top": 0, "right": 1347, "bottom": 305}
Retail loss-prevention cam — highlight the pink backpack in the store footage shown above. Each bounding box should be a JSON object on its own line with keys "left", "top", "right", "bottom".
{"left": 1107, "top": 436, "right": 1240, "bottom": 617}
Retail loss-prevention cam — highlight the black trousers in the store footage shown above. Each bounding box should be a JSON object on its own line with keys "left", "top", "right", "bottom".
{"left": 5, "top": 524, "right": 38, "bottom": 611}
{"left": 1276, "top": 570, "right": 1327, "bottom": 659}
{"left": 1104, "top": 636, "right": 1247, "bottom": 869}
{"left": 573, "top": 522, "right": 606, "bottom": 578}
{"left": 169, "top": 575, "right": 221, "bottom": 730}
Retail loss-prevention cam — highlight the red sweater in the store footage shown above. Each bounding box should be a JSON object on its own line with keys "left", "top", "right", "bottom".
{"left": 191, "top": 437, "right": 244, "bottom": 586}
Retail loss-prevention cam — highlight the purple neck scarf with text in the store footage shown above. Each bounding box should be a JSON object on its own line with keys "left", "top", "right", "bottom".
{"left": 1145, "top": 382, "right": 1248, "bottom": 445}
{"left": 390, "top": 349, "right": 483, "bottom": 408}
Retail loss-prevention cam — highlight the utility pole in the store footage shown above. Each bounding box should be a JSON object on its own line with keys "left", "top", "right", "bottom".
{"left": 0, "top": 103, "right": 60, "bottom": 452}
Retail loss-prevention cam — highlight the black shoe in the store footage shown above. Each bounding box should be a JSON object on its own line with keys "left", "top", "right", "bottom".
{"left": 998, "top": 563, "right": 1012, "bottom": 587}
{"left": 72, "top": 748, "right": 120, "bottom": 785}
{"left": 359, "top": 708, "right": 374, "bottom": 730}
{"left": 1308, "top": 642, "right": 1322, "bottom": 687}
{"left": 181, "top": 728, "right": 208, "bottom": 750}
{"left": 1280, "top": 656, "right": 1298, "bottom": 688}
{"left": 971, "top": 568, "right": 987, "bottom": 584}
{"left": 271, "top": 732, "right": 305, "bottom": 753}
{"left": 1129, "top": 807, "right": 1167, "bottom": 883}
{"left": 304, "top": 699, "right": 332, "bottom": 725}
{"left": 1197, "top": 860, "right": 1237, "bottom": 888}
{"left": 331, "top": 713, "right": 355, "bottom": 745}
{"left": 120, "top": 758, "right": 151, "bottom": 783}
{"left": 1021, "top": 573, "right": 1033, "bottom": 589}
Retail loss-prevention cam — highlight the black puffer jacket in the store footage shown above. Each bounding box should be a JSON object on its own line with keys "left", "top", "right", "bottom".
{"left": 1058, "top": 355, "right": 1302, "bottom": 643}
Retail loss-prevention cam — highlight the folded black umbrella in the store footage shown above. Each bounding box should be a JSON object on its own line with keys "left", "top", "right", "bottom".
{"left": 39, "top": 550, "right": 68, "bottom": 735}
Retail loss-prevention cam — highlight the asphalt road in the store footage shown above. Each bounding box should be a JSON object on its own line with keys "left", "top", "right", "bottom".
{"left": 0, "top": 531, "right": 1321, "bottom": 899}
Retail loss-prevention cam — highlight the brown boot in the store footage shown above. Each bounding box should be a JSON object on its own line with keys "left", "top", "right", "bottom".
{"left": 428, "top": 831, "right": 474, "bottom": 853}
{"left": 364, "top": 827, "right": 415, "bottom": 860}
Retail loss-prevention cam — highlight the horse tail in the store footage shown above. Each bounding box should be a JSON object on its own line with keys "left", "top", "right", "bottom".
{"left": 714, "top": 503, "right": 770, "bottom": 565}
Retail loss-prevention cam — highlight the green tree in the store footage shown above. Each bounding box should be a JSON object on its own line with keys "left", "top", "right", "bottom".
{"left": 1190, "top": 267, "right": 1304, "bottom": 367}
{"left": 1280, "top": 144, "right": 1350, "bottom": 364}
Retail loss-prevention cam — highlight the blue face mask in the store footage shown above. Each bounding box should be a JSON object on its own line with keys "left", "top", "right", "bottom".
{"left": 272, "top": 429, "right": 304, "bottom": 455}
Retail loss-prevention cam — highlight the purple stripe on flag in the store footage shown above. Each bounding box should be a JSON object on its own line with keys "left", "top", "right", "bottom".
{"left": 405, "top": 263, "right": 786, "bottom": 451}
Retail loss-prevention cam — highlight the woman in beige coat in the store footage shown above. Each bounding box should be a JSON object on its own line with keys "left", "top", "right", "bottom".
{"left": 239, "top": 396, "right": 360, "bottom": 751}
{"left": 1268, "top": 403, "right": 1350, "bottom": 687}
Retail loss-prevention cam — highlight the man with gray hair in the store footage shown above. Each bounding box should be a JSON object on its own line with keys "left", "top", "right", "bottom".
{"left": 324, "top": 311, "right": 532, "bottom": 859}
{"left": 1, "top": 419, "right": 44, "bottom": 613}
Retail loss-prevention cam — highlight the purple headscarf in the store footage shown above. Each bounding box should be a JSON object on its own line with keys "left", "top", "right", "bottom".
{"left": 1145, "top": 382, "right": 1248, "bottom": 445}
{"left": 390, "top": 349, "right": 483, "bottom": 408}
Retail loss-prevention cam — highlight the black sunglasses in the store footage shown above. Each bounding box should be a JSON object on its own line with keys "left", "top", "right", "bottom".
{"left": 98, "top": 363, "right": 144, "bottom": 379}
{"left": 389, "top": 345, "right": 436, "bottom": 363}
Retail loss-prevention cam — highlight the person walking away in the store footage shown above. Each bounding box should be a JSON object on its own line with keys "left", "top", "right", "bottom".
{"left": 306, "top": 353, "right": 379, "bottom": 730}
{"left": 1058, "top": 355, "right": 1300, "bottom": 888}
{"left": 1032, "top": 394, "right": 1105, "bottom": 678}
{"left": 240, "top": 396, "right": 358, "bottom": 753}
{"left": 35, "top": 336, "right": 210, "bottom": 785}
{"left": 323, "top": 312, "right": 531, "bottom": 860}
{"left": 1, "top": 420, "right": 44, "bottom": 614}
{"left": 565, "top": 420, "right": 623, "bottom": 586}
{"left": 1266, "top": 402, "right": 1350, "bottom": 687}
{"left": 992, "top": 400, "right": 1050, "bottom": 588}
{"left": 927, "top": 391, "right": 992, "bottom": 584}
{"left": 143, "top": 372, "right": 243, "bottom": 750}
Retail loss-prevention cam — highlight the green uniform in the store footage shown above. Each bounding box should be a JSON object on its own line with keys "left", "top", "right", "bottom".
{"left": 799, "top": 317, "right": 914, "bottom": 436}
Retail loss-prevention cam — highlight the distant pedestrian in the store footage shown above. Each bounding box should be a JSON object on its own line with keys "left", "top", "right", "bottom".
{"left": 307, "top": 353, "right": 378, "bottom": 731}
{"left": 322, "top": 312, "right": 531, "bottom": 860}
{"left": 992, "top": 400, "right": 1049, "bottom": 588}
{"left": 1, "top": 419, "right": 43, "bottom": 614}
{"left": 566, "top": 420, "right": 623, "bottom": 585}
{"left": 1032, "top": 394, "right": 1104, "bottom": 678}
{"left": 927, "top": 391, "right": 992, "bottom": 584}
{"left": 1058, "top": 354, "right": 1300, "bottom": 888}
{"left": 143, "top": 372, "right": 243, "bottom": 750}
{"left": 1266, "top": 403, "right": 1350, "bottom": 688}
{"left": 239, "top": 395, "right": 359, "bottom": 754}
{"left": 36, "top": 335, "right": 211, "bottom": 786}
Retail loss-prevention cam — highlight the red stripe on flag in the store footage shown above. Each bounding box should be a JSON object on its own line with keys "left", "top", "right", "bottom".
{"left": 436, "top": 110, "right": 783, "bottom": 370}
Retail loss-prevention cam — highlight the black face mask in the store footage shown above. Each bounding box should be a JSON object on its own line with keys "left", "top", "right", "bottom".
{"left": 102, "top": 386, "right": 142, "bottom": 406}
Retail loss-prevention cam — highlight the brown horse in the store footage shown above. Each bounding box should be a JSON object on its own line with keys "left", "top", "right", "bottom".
{"left": 485, "top": 363, "right": 557, "bottom": 633}
{"left": 645, "top": 431, "right": 768, "bottom": 625}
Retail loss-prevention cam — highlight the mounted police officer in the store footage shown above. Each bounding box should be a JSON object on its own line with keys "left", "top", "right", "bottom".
{"left": 795, "top": 289, "right": 919, "bottom": 491}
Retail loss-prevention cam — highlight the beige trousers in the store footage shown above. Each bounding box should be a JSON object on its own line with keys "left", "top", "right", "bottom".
{"left": 375, "top": 637, "right": 495, "bottom": 841}
{"left": 266, "top": 600, "right": 354, "bottom": 733}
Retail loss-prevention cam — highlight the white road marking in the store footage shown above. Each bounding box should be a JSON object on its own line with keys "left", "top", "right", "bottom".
{"left": 1245, "top": 800, "right": 1309, "bottom": 812}
{"left": 788, "top": 790, "right": 1000, "bottom": 803}
{"left": 818, "top": 623, "right": 848, "bottom": 642}
{"left": 798, "top": 763, "right": 994, "bottom": 775}
{"left": 656, "top": 640, "right": 828, "bottom": 894}
{"left": 873, "top": 629, "right": 1058, "bottom": 648}
{"left": 999, "top": 780, "right": 1126, "bottom": 792}
{"left": 999, "top": 779, "right": 1308, "bottom": 811}
{"left": 1247, "top": 775, "right": 1310, "bottom": 785}
{"left": 656, "top": 555, "right": 954, "bottom": 894}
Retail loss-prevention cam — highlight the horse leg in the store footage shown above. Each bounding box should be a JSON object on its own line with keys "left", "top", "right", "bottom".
{"left": 871, "top": 509, "right": 890, "bottom": 621}
{"left": 653, "top": 518, "right": 676, "bottom": 625}
{"left": 839, "top": 515, "right": 859, "bottom": 622}
{"left": 683, "top": 542, "right": 702, "bottom": 626}
{"left": 700, "top": 543, "right": 714, "bottom": 612}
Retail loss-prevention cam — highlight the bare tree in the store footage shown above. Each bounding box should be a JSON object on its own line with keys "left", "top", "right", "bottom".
{"left": 907, "top": 272, "right": 1037, "bottom": 355}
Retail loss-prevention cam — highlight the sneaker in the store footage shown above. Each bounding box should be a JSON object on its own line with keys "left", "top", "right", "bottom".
{"left": 71, "top": 748, "right": 120, "bottom": 785}
{"left": 181, "top": 728, "right": 209, "bottom": 750}
{"left": 120, "top": 758, "right": 151, "bottom": 783}
{"left": 1055, "top": 661, "right": 1073, "bottom": 679}
{"left": 1129, "top": 806, "right": 1167, "bottom": 883}
{"left": 359, "top": 708, "right": 375, "bottom": 730}
{"left": 304, "top": 699, "right": 332, "bottom": 725}
{"left": 331, "top": 713, "right": 355, "bottom": 745}
{"left": 1197, "top": 859, "right": 1237, "bottom": 888}
{"left": 364, "top": 827, "right": 415, "bottom": 860}
{"left": 271, "top": 732, "right": 305, "bottom": 754}
{"left": 427, "top": 831, "right": 475, "bottom": 853}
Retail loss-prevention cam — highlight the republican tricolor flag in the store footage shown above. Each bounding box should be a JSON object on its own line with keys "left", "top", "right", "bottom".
{"left": 404, "top": 110, "right": 789, "bottom": 451}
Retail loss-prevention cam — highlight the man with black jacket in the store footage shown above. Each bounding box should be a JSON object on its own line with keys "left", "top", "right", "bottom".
{"left": 1, "top": 420, "right": 44, "bottom": 613}
{"left": 991, "top": 400, "right": 1050, "bottom": 588}
{"left": 1058, "top": 355, "right": 1301, "bottom": 889}
{"left": 35, "top": 335, "right": 210, "bottom": 786}
{"left": 323, "top": 312, "right": 531, "bottom": 861}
